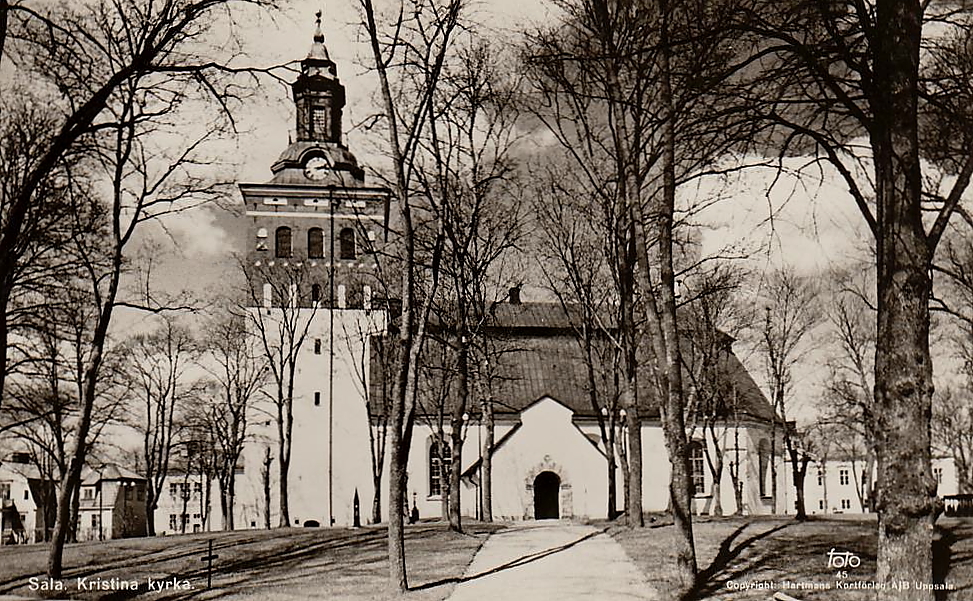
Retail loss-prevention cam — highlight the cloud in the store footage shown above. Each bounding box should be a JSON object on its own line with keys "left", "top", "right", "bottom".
{"left": 161, "top": 205, "right": 234, "bottom": 260}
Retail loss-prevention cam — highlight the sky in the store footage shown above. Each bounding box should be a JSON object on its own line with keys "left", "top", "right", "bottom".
{"left": 153, "top": 0, "right": 871, "bottom": 295}
{"left": 111, "top": 0, "right": 913, "bottom": 422}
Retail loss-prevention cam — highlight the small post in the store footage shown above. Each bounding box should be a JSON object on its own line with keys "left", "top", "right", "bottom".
{"left": 353, "top": 489, "right": 361, "bottom": 528}
{"left": 200, "top": 539, "right": 219, "bottom": 589}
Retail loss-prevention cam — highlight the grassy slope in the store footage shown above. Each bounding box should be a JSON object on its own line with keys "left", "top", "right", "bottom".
{"left": 612, "top": 516, "right": 973, "bottom": 600}
{"left": 0, "top": 521, "right": 503, "bottom": 600}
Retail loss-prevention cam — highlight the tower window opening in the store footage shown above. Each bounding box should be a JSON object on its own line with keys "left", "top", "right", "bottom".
{"left": 314, "top": 392, "right": 321, "bottom": 406}
{"left": 308, "top": 228, "right": 324, "bottom": 259}
{"left": 275, "top": 226, "right": 292, "bottom": 258}
{"left": 311, "top": 283, "right": 321, "bottom": 303}
{"left": 339, "top": 228, "right": 356, "bottom": 259}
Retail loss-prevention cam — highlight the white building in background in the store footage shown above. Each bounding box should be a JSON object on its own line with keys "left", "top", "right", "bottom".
{"left": 0, "top": 457, "right": 55, "bottom": 544}
{"left": 77, "top": 465, "right": 147, "bottom": 541}
{"left": 154, "top": 473, "right": 220, "bottom": 535}
{"left": 795, "top": 456, "right": 958, "bottom": 516}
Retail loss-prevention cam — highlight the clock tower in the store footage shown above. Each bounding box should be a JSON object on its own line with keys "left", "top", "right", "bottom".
{"left": 235, "top": 15, "right": 390, "bottom": 530}
{"left": 258, "top": 11, "right": 366, "bottom": 187}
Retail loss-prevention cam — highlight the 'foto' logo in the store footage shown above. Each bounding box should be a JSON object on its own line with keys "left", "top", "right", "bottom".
{"left": 827, "top": 548, "right": 861, "bottom": 569}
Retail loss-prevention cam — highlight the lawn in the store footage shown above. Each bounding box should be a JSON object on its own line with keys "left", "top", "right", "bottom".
{"left": 611, "top": 515, "right": 973, "bottom": 600}
{"left": 0, "top": 521, "right": 503, "bottom": 600}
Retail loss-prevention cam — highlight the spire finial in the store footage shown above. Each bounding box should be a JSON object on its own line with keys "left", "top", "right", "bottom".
{"left": 305, "top": 7, "right": 332, "bottom": 63}
{"left": 314, "top": 9, "right": 325, "bottom": 43}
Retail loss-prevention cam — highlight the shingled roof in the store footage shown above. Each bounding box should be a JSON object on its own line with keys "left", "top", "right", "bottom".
{"left": 369, "top": 302, "right": 776, "bottom": 423}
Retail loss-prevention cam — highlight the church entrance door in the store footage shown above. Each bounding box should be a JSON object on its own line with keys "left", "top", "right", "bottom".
{"left": 533, "top": 471, "right": 560, "bottom": 519}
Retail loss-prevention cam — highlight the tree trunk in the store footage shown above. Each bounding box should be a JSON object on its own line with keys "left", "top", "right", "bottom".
{"left": 870, "top": 0, "right": 936, "bottom": 597}
{"left": 865, "top": 451, "right": 876, "bottom": 511}
{"left": 731, "top": 426, "right": 744, "bottom": 516}
{"left": 770, "top": 413, "right": 779, "bottom": 514}
{"left": 608, "top": 441, "right": 617, "bottom": 520}
{"left": 227, "top": 470, "right": 235, "bottom": 530}
{"left": 440, "top": 457, "right": 449, "bottom": 521}
{"left": 372, "top": 472, "right": 383, "bottom": 525}
{"left": 823, "top": 462, "right": 830, "bottom": 514}
{"left": 48, "top": 247, "right": 121, "bottom": 577}
{"left": 220, "top": 482, "right": 230, "bottom": 531}
{"left": 624, "top": 404, "right": 643, "bottom": 526}
{"left": 616, "top": 419, "right": 629, "bottom": 517}
{"left": 261, "top": 447, "right": 272, "bottom": 529}
{"left": 49, "top": 456, "right": 83, "bottom": 575}
{"left": 704, "top": 425, "right": 724, "bottom": 517}
{"left": 790, "top": 448, "right": 810, "bottom": 521}
{"left": 388, "top": 424, "right": 408, "bottom": 591}
{"left": 482, "top": 397, "right": 494, "bottom": 522}
{"left": 146, "top": 487, "right": 157, "bottom": 535}
{"left": 278, "top": 417, "right": 291, "bottom": 528}
{"left": 448, "top": 425, "right": 463, "bottom": 532}
{"left": 448, "top": 336, "right": 468, "bottom": 532}
{"left": 656, "top": 1, "right": 697, "bottom": 591}
{"left": 0, "top": 285, "right": 10, "bottom": 410}
{"left": 68, "top": 484, "right": 80, "bottom": 543}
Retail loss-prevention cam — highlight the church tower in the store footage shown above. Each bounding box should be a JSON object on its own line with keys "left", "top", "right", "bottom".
{"left": 236, "top": 14, "right": 389, "bottom": 529}
{"left": 240, "top": 12, "right": 389, "bottom": 308}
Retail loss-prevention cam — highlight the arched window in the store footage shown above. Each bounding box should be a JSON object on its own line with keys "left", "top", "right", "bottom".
{"left": 339, "top": 227, "right": 356, "bottom": 259}
{"left": 689, "top": 441, "right": 706, "bottom": 496}
{"left": 311, "top": 283, "right": 321, "bottom": 303}
{"left": 275, "top": 226, "right": 292, "bottom": 258}
{"left": 758, "top": 439, "right": 770, "bottom": 498}
{"left": 429, "top": 439, "right": 452, "bottom": 497}
{"left": 307, "top": 228, "right": 324, "bottom": 259}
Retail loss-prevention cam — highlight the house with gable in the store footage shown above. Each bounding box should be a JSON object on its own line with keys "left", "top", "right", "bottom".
{"left": 0, "top": 454, "right": 56, "bottom": 544}
{"left": 77, "top": 465, "right": 148, "bottom": 541}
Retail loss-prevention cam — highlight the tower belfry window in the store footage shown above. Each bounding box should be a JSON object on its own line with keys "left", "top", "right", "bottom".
{"left": 308, "top": 228, "right": 324, "bottom": 259}
{"left": 275, "top": 227, "right": 292, "bottom": 258}
{"left": 339, "top": 228, "right": 356, "bottom": 259}
{"left": 312, "top": 105, "right": 330, "bottom": 139}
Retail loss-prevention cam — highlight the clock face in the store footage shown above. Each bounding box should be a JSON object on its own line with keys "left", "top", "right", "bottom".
{"left": 304, "top": 157, "right": 330, "bottom": 181}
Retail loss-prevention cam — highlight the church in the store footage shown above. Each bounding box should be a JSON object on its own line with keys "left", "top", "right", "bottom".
{"left": 226, "top": 21, "right": 785, "bottom": 530}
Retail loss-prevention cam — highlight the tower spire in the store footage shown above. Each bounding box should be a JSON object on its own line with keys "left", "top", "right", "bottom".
{"left": 308, "top": 9, "right": 331, "bottom": 61}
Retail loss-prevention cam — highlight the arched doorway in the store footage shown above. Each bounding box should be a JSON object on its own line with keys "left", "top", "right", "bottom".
{"left": 534, "top": 471, "right": 560, "bottom": 519}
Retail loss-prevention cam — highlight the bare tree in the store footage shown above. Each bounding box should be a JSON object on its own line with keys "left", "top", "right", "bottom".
{"left": 356, "top": 0, "right": 458, "bottom": 587}
{"left": 754, "top": 267, "right": 821, "bottom": 520}
{"left": 245, "top": 262, "right": 321, "bottom": 528}
{"left": 681, "top": 263, "right": 749, "bottom": 517}
{"left": 126, "top": 317, "right": 199, "bottom": 536}
{"left": 1, "top": 0, "right": 285, "bottom": 576}
{"left": 0, "top": 92, "right": 95, "bottom": 408}
{"left": 1, "top": 291, "right": 128, "bottom": 540}
{"left": 418, "top": 39, "right": 526, "bottom": 532}
{"left": 728, "top": 0, "right": 973, "bottom": 590}
{"left": 524, "top": 0, "right": 744, "bottom": 590}
{"left": 198, "top": 310, "right": 266, "bottom": 530}
{"left": 0, "top": 0, "right": 280, "bottom": 412}
{"left": 533, "top": 167, "right": 624, "bottom": 520}
{"left": 820, "top": 266, "right": 877, "bottom": 510}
